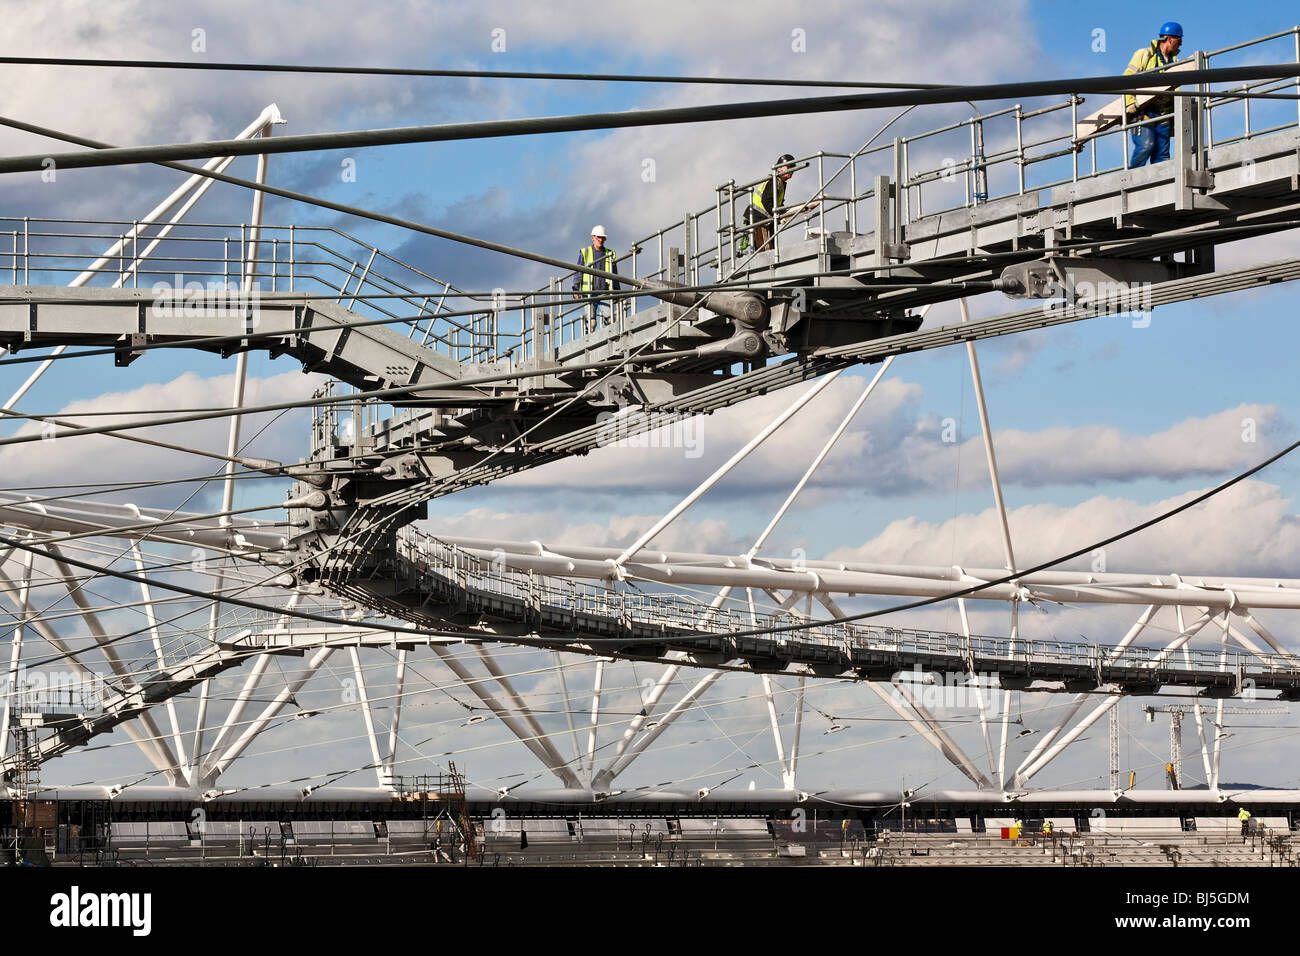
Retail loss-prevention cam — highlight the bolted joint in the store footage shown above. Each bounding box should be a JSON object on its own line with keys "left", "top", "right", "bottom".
{"left": 694, "top": 330, "right": 766, "bottom": 359}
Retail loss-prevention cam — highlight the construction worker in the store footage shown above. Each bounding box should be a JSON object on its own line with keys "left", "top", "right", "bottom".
{"left": 1042, "top": 820, "right": 1054, "bottom": 845}
{"left": 742, "top": 154, "right": 820, "bottom": 253}
{"left": 1238, "top": 807, "right": 1252, "bottom": 844}
{"left": 572, "top": 224, "right": 620, "bottom": 332}
{"left": 1123, "top": 21, "right": 1184, "bottom": 167}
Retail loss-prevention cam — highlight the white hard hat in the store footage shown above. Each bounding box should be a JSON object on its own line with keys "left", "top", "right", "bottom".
{"left": 590, "top": 224, "right": 607, "bottom": 238}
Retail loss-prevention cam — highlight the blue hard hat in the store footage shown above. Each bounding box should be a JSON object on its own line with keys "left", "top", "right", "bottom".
{"left": 1159, "top": 21, "right": 1183, "bottom": 39}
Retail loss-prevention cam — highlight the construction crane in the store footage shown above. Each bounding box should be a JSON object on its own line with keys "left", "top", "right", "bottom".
{"left": 1142, "top": 704, "right": 1288, "bottom": 789}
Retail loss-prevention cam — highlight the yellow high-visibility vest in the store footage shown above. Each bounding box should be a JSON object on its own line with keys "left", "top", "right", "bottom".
{"left": 579, "top": 246, "right": 617, "bottom": 293}
{"left": 1124, "top": 41, "right": 1175, "bottom": 116}
{"left": 751, "top": 176, "right": 787, "bottom": 217}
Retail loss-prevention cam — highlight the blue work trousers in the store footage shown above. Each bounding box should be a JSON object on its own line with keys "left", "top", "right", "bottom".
{"left": 1129, "top": 118, "right": 1171, "bottom": 167}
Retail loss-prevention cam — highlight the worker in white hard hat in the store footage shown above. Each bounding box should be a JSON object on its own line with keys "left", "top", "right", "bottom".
{"left": 572, "top": 224, "right": 620, "bottom": 332}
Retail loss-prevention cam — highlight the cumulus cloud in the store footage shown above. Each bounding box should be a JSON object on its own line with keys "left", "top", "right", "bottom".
{"left": 829, "top": 478, "right": 1300, "bottom": 578}
{"left": 0, "top": 368, "right": 326, "bottom": 504}
{"left": 496, "top": 365, "right": 1286, "bottom": 498}
{"left": 420, "top": 507, "right": 748, "bottom": 555}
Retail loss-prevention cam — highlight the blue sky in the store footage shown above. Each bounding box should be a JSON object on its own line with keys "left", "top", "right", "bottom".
{"left": 3, "top": 0, "right": 1300, "bottom": 794}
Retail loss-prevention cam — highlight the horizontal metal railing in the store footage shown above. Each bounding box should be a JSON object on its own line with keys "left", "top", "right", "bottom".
{"left": 505, "top": 28, "right": 1300, "bottom": 363}
{"left": 0, "top": 218, "right": 514, "bottom": 365}
{"left": 8, "top": 31, "right": 1298, "bottom": 375}
{"left": 398, "top": 529, "right": 1300, "bottom": 683}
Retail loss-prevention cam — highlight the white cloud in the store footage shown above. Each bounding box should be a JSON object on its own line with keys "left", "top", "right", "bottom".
{"left": 829, "top": 478, "right": 1300, "bottom": 578}
{"left": 0, "top": 368, "right": 326, "bottom": 500}
{"left": 498, "top": 365, "right": 1286, "bottom": 497}
{"left": 421, "top": 506, "right": 747, "bottom": 555}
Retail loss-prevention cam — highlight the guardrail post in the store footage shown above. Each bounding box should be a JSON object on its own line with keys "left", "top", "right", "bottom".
{"left": 893, "top": 137, "right": 907, "bottom": 227}
{"left": 682, "top": 215, "right": 694, "bottom": 285}
{"left": 528, "top": 293, "right": 540, "bottom": 364}
{"left": 1175, "top": 53, "right": 1212, "bottom": 212}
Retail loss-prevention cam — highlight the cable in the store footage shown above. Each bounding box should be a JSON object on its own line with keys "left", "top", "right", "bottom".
{"left": 0, "top": 54, "right": 950, "bottom": 90}
{"left": 670, "top": 436, "right": 1300, "bottom": 644}
{"left": 4, "top": 210, "right": 1297, "bottom": 383}
{"left": 1, "top": 64, "right": 1297, "bottom": 175}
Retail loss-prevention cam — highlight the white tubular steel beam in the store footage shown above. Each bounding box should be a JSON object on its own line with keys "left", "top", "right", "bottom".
{"left": 597, "top": 584, "right": 744, "bottom": 786}
{"left": 0, "top": 494, "right": 289, "bottom": 553}
{"left": 3, "top": 106, "right": 284, "bottom": 407}
{"left": 587, "top": 660, "right": 605, "bottom": 783}
{"left": 0, "top": 561, "right": 181, "bottom": 780}
{"left": 1019, "top": 692, "right": 1124, "bottom": 788}
{"left": 1182, "top": 649, "right": 1214, "bottom": 786}
{"left": 1231, "top": 609, "right": 1300, "bottom": 666}
{"left": 348, "top": 647, "right": 385, "bottom": 788}
{"left": 957, "top": 596, "right": 997, "bottom": 780}
{"left": 473, "top": 645, "right": 579, "bottom": 787}
{"left": 42, "top": 545, "right": 182, "bottom": 778}
{"left": 761, "top": 674, "right": 791, "bottom": 787}
{"left": 594, "top": 668, "right": 726, "bottom": 788}
{"left": 453, "top": 539, "right": 1300, "bottom": 597}
{"left": 613, "top": 370, "right": 843, "bottom": 567}
{"left": 891, "top": 682, "right": 994, "bottom": 789}
{"left": 1223, "top": 620, "right": 1273, "bottom": 664}
{"left": 1211, "top": 615, "right": 1230, "bottom": 790}
{"left": 1017, "top": 612, "right": 1215, "bottom": 785}
{"left": 1174, "top": 604, "right": 1214, "bottom": 788}
{"left": 432, "top": 645, "right": 579, "bottom": 788}
{"left": 199, "top": 591, "right": 299, "bottom": 783}
{"left": 812, "top": 592, "right": 847, "bottom": 620}
{"left": 0, "top": 548, "right": 31, "bottom": 762}
{"left": 604, "top": 662, "right": 681, "bottom": 773}
{"left": 386, "top": 649, "right": 408, "bottom": 782}
{"left": 197, "top": 130, "right": 273, "bottom": 784}
{"left": 965, "top": 297, "right": 1021, "bottom": 789}
{"left": 459, "top": 546, "right": 1300, "bottom": 610}
{"left": 748, "top": 356, "right": 895, "bottom": 556}
{"left": 959, "top": 298, "right": 1018, "bottom": 574}
{"left": 207, "top": 645, "right": 334, "bottom": 780}
{"left": 131, "top": 543, "right": 190, "bottom": 782}
{"left": 553, "top": 652, "right": 583, "bottom": 767}
{"left": 789, "top": 677, "right": 806, "bottom": 788}
{"left": 866, "top": 681, "right": 990, "bottom": 788}
{"left": 1014, "top": 605, "right": 1159, "bottom": 778}
{"left": 201, "top": 652, "right": 272, "bottom": 784}
{"left": 68, "top": 104, "right": 284, "bottom": 289}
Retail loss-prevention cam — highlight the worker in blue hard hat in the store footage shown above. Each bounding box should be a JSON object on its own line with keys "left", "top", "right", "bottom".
{"left": 1123, "top": 22, "right": 1184, "bottom": 167}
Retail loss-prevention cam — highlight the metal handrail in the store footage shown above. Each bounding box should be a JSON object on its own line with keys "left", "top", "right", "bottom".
{"left": 7, "top": 30, "right": 1298, "bottom": 371}
{"left": 397, "top": 528, "right": 1300, "bottom": 681}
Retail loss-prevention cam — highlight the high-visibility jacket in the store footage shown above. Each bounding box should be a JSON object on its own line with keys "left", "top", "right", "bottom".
{"left": 1124, "top": 41, "right": 1175, "bottom": 118}
{"left": 750, "top": 175, "right": 787, "bottom": 222}
{"left": 1238, "top": 808, "right": 1252, "bottom": 822}
{"left": 576, "top": 245, "right": 618, "bottom": 292}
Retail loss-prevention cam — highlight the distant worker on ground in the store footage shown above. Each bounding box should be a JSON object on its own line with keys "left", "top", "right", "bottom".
{"left": 1123, "top": 21, "right": 1184, "bottom": 167}
{"left": 572, "top": 224, "right": 621, "bottom": 333}
{"left": 742, "top": 154, "right": 821, "bottom": 254}
{"left": 1238, "top": 807, "right": 1252, "bottom": 844}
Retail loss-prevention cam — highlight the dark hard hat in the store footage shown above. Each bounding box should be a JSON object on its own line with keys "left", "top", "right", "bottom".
{"left": 1159, "top": 21, "right": 1183, "bottom": 39}
{"left": 777, "top": 153, "right": 795, "bottom": 165}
